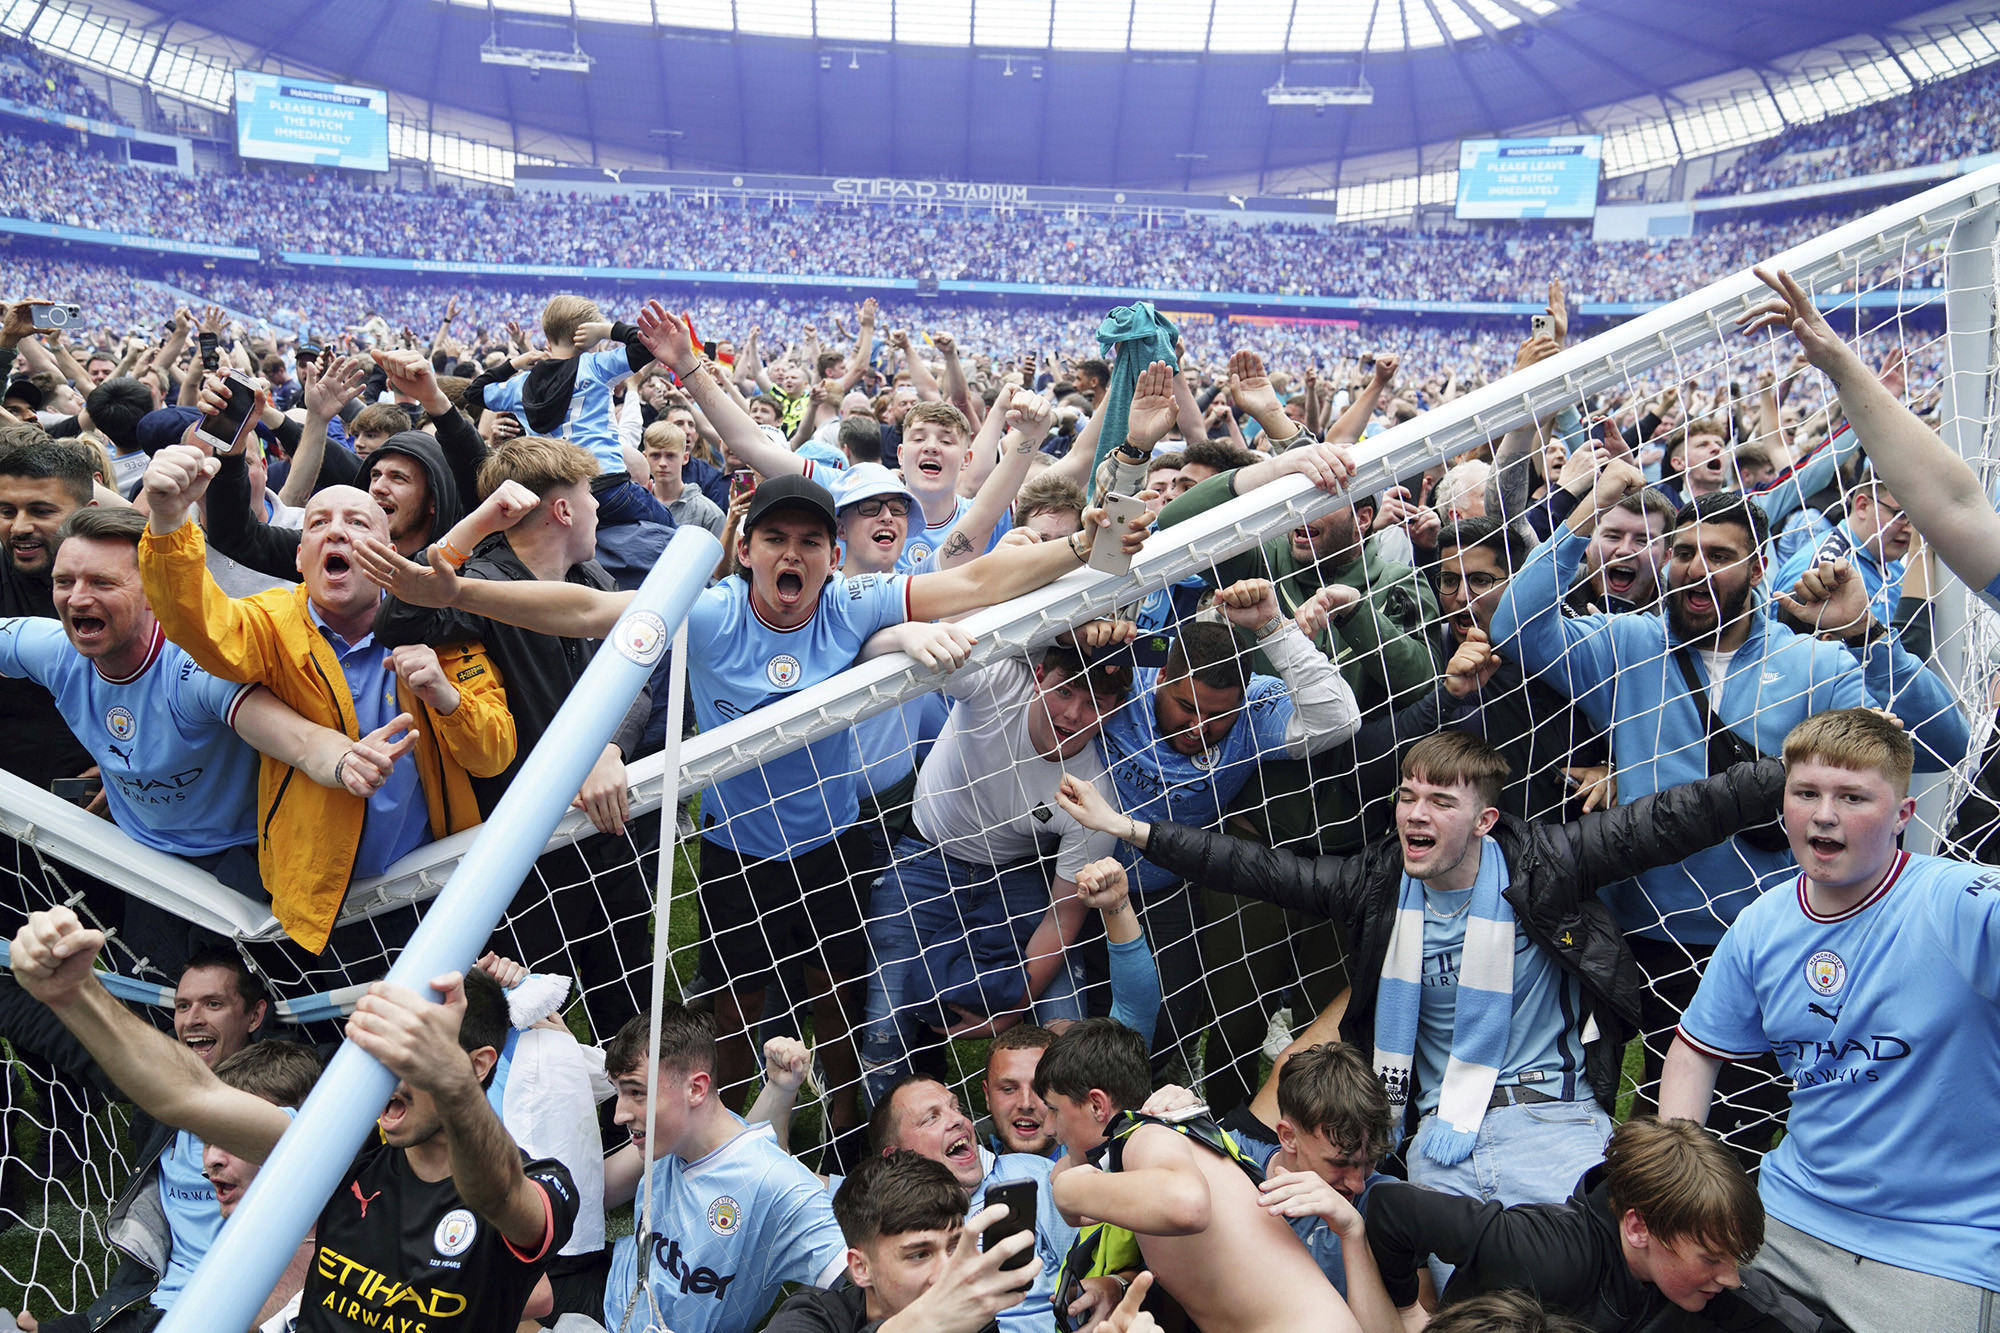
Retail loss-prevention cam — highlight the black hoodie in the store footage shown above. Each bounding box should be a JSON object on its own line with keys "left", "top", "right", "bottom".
{"left": 205, "top": 408, "right": 483, "bottom": 581}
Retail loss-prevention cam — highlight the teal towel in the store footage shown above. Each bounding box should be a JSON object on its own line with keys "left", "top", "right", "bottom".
{"left": 1090, "top": 302, "right": 1180, "bottom": 499}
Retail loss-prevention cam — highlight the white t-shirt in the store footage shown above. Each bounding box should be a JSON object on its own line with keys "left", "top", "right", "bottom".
{"left": 1698, "top": 647, "right": 1731, "bottom": 710}
{"left": 911, "top": 657, "right": 1117, "bottom": 880}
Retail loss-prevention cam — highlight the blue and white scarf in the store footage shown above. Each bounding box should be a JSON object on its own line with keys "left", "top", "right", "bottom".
{"left": 1373, "top": 835, "right": 1515, "bottom": 1166}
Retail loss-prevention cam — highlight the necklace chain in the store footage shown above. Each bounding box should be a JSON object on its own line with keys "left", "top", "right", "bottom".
{"left": 1423, "top": 889, "right": 1473, "bottom": 921}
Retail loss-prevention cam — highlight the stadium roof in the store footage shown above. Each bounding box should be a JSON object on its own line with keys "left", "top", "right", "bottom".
{"left": 29, "top": 0, "right": 1997, "bottom": 194}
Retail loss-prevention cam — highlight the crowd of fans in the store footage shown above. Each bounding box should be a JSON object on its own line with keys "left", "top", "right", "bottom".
{"left": 0, "top": 245, "right": 1987, "bottom": 1333}
{"left": 0, "top": 35, "right": 120, "bottom": 126}
{"left": 0, "top": 123, "right": 1951, "bottom": 305}
{"left": 0, "top": 30, "right": 1993, "bottom": 1333}
{"left": 1700, "top": 62, "right": 2000, "bottom": 198}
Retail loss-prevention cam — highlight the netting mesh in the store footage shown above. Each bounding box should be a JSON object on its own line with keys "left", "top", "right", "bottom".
{"left": 2, "top": 195, "right": 1999, "bottom": 1322}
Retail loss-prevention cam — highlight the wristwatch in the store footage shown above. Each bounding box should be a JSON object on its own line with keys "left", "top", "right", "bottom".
{"left": 1254, "top": 613, "right": 1288, "bottom": 640}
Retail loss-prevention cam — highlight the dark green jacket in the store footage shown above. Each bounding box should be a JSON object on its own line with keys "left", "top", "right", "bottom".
{"left": 1157, "top": 469, "right": 1439, "bottom": 717}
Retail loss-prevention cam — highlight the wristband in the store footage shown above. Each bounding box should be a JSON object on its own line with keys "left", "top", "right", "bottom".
{"left": 1068, "top": 532, "right": 1088, "bottom": 563}
{"left": 436, "top": 539, "right": 470, "bottom": 568}
{"left": 332, "top": 751, "right": 352, "bottom": 790}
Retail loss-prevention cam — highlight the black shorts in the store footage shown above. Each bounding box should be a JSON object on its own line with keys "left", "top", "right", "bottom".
{"left": 697, "top": 827, "right": 873, "bottom": 986}
{"left": 541, "top": 1246, "right": 612, "bottom": 1323}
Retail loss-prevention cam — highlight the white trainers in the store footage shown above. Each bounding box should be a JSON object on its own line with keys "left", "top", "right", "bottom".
{"left": 1261, "top": 1007, "right": 1297, "bottom": 1061}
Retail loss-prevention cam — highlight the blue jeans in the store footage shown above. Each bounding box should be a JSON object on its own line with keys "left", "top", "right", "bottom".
{"left": 1409, "top": 1096, "right": 1613, "bottom": 1293}
{"left": 860, "top": 835, "right": 1083, "bottom": 1106}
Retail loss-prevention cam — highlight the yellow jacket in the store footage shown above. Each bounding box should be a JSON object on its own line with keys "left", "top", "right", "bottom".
{"left": 138, "top": 520, "right": 516, "bottom": 953}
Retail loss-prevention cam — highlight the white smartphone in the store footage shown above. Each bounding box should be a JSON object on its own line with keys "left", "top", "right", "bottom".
{"left": 1090, "top": 491, "right": 1148, "bottom": 575}
{"left": 1531, "top": 313, "right": 1556, "bottom": 341}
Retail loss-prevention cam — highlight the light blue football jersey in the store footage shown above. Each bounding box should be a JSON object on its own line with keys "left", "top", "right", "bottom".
{"left": 0, "top": 619, "right": 257, "bottom": 856}
{"left": 1100, "top": 667, "right": 1295, "bottom": 894}
{"left": 689, "top": 572, "right": 911, "bottom": 861}
{"left": 483, "top": 347, "right": 635, "bottom": 472}
{"left": 1679, "top": 851, "right": 2000, "bottom": 1290}
{"left": 898, "top": 495, "right": 1010, "bottom": 574}
{"left": 968, "top": 1149, "right": 1078, "bottom": 1333}
{"left": 603, "top": 1117, "right": 845, "bottom": 1333}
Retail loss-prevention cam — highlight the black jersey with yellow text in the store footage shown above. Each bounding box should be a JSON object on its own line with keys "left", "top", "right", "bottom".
{"left": 298, "top": 1137, "right": 577, "bottom": 1333}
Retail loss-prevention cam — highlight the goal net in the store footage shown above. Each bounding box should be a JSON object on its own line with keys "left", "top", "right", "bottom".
{"left": 3, "top": 165, "right": 1999, "bottom": 1321}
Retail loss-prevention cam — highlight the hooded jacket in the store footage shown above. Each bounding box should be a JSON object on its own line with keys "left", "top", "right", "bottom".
{"left": 1490, "top": 524, "right": 1967, "bottom": 943}
{"left": 138, "top": 520, "right": 515, "bottom": 952}
{"left": 1137, "top": 757, "right": 1785, "bottom": 1122}
{"left": 204, "top": 408, "right": 484, "bottom": 581}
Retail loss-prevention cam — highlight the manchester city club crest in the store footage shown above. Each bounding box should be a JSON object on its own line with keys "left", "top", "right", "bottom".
{"left": 767, "top": 654, "right": 802, "bottom": 688}
{"left": 105, "top": 705, "right": 136, "bottom": 742}
{"left": 706, "top": 1195, "right": 742, "bottom": 1236}
{"left": 434, "top": 1207, "right": 478, "bottom": 1256}
{"left": 1805, "top": 949, "right": 1847, "bottom": 997}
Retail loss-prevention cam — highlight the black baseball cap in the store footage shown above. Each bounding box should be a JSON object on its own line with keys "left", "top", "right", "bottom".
{"left": 3, "top": 377, "right": 42, "bottom": 412}
{"left": 744, "top": 473, "right": 838, "bottom": 537}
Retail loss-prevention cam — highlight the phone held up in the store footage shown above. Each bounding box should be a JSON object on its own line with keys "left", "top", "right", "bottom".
{"left": 980, "top": 1180, "right": 1038, "bottom": 1271}
{"left": 196, "top": 369, "right": 261, "bottom": 455}
{"left": 1089, "top": 491, "right": 1147, "bottom": 576}
{"left": 31, "top": 303, "right": 82, "bottom": 331}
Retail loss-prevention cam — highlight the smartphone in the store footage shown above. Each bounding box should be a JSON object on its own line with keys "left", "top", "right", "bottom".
{"left": 1089, "top": 491, "right": 1148, "bottom": 576}
{"left": 702, "top": 340, "right": 719, "bottom": 361}
{"left": 729, "top": 469, "right": 756, "bottom": 504}
{"left": 197, "top": 369, "right": 259, "bottom": 454}
{"left": 198, "top": 330, "right": 220, "bottom": 372}
{"left": 1153, "top": 1100, "right": 1213, "bottom": 1125}
{"left": 32, "top": 303, "right": 81, "bottom": 331}
{"left": 980, "top": 1180, "right": 1037, "bottom": 1271}
{"left": 51, "top": 777, "right": 100, "bottom": 803}
{"left": 1531, "top": 313, "right": 1556, "bottom": 341}
{"left": 1132, "top": 633, "right": 1172, "bottom": 668}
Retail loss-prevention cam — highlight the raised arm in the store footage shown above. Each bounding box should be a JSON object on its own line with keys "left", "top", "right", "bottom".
{"left": 635, "top": 302, "right": 805, "bottom": 481}
{"left": 1074, "top": 859, "right": 1161, "bottom": 1049}
{"left": 10, "top": 908, "right": 290, "bottom": 1162}
{"left": 896, "top": 328, "right": 944, "bottom": 402}
{"left": 346, "top": 974, "right": 555, "bottom": 1249}
{"left": 1325, "top": 352, "right": 1400, "bottom": 445}
{"left": 937, "top": 391, "right": 1057, "bottom": 567}
{"left": 280, "top": 354, "right": 370, "bottom": 509}
{"left": 956, "top": 381, "right": 1016, "bottom": 498}
{"left": 1741, "top": 265, "right": 2000, "bottom": 592}
{"left": 841, "top": 298, "right": 878, "bottom": 390}
{"left": 933, "top": 330, "right": 973, "bottom": 419}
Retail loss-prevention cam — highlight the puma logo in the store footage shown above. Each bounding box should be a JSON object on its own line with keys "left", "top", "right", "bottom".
{"left": 351, "top": 1181, "right": 383, "bottom": 1217}
{"left": 1808, "top": 1002, "right": 1843, "bottom": 1023}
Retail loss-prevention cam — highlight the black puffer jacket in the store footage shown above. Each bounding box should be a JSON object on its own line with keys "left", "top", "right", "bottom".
{"left": 1367, "top": 1165, "right": 1845, "bottom": 1330}
{"left": 1142, "top": 757, "right": 1785, "bottom": 1118}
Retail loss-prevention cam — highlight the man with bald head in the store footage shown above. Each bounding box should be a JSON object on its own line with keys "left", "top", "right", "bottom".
{"left": 136, "top": 437, "right": 516, "bottom": 956}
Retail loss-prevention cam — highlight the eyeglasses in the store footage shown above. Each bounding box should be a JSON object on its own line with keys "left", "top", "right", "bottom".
{"left": 1436, "top": 570, "right": 1503, "bottom": 595}
{"left": 852, "top": 498, "right": 911, "bottom": 518}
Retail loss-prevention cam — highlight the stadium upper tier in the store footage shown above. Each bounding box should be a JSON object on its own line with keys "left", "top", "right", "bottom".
{"left": 0, "top": 130, "right": 1943, "bottom": 311}
{"left": 1697, "top": 61, "right": 2000, "bottom": 198}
